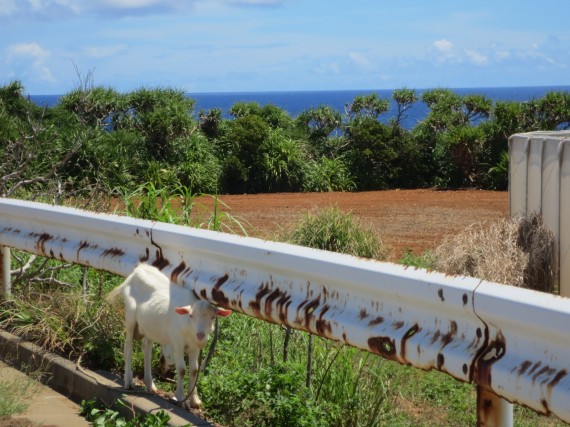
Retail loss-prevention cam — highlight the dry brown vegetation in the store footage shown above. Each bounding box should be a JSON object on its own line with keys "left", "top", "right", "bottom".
{"left": 433, "top": 213, "right": 555, "bottom": 292}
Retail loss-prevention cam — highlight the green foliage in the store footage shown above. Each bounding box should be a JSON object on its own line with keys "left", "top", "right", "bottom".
{"left": 201, "top": 362, "right": 332, "bottom": 427}
{"left": 116, "top": 181, "right": 196, "bottom": 225}
{"left": 81, "top": 129, "right": 147, "bottom": 190}
{"left": 0, "top": 80, "right": 35, "bottom": 119}
{"left": 432, "top": 125, "right": 487, "bottom": 187}
{"left": 219, "top": 114, "right": 271, "bottom": 193}
{"left": 463, "top": 94, "right": 492, "bottom": 122}
{"left": 0, "top": 277, "right": 123, "bottom": 370}
{"left": 119, "top": 87, "right": 196, "bottom": 161}
{"left": 260, "top": 104, "right": 294, "bottom": 130}
{"left": 344, "top": 117, "right": 398, "bottom": 189}
{"left": 286, "top": 206, "right": 388, "bottom": 259}
{"left": 345, "top": 93, "right": 389, "bottom": 120}
{"left": 486, "top": 150, "right": 509, "bottom": 190}
{"left": 415, "top": 370, "right": 477, "bottom": 425}
{"left": 199, "top": 108, "right": 223, "bottom": 139}
{"left": 0, "top": 88, "right": 94, "bottom": 199}
{"left": 303, "top": 157, "right": 355, "bottom": 192}
{"left": 392, "top": 87, "right": 418, "bottom": 125}
{"left": 399, "top": 249, "right": 436, "bottom": 269}
{"left": 4, "top": 80, "right": 570, "bottom": 197}
{"left": 59, "top": 86, "right": 125, "bottom": 128}
{"left": 81, "top": 399, "right": 171, "bottom": 426}
{"left": 229, "top": 101, "right": 263, "bottom": 118}
{"left": 174, "top": 133, "right": 222, "bottom": 193}
{"left": 537, "top": 91, "right": 570, "bottom": 129}
{"left": 115, "top": 181, "right": 246, "bottom": 233}
{"left": 261, "top": 129, "right": 307, "bottom": 192}
{"left": 296, "top": 105, "right": 342, "bottom": 146}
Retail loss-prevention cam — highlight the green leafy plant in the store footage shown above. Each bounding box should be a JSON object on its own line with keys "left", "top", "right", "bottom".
{"left": 80, "top": 399, "right": 171, "bottom": 426}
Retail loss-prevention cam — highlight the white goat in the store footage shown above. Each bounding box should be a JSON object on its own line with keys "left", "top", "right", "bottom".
{"left": 106, "top": 263, "right": 231, "bottom": 409}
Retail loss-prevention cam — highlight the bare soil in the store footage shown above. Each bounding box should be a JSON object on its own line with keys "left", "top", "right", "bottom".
{"left": 201, "top": 189, "right": 509, "bottom": 261}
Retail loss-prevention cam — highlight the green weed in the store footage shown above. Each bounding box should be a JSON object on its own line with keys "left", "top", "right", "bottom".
{"left": 80, "top": 399, "right": 171, "bottom": 426}
{"left": 399, "top": 249, "right": 436, "bottom": 269}
{"left": 0, "top": 370, "right": 41, "bottom": 417}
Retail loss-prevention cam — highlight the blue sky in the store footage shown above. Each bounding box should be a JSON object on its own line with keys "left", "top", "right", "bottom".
{"left": 1, "top": 0, "right": 569, "bottom": 95}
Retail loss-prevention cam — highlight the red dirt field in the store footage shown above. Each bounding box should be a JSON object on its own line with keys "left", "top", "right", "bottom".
{"left": 198, "top": 189, "right": 509, "bottom": 261}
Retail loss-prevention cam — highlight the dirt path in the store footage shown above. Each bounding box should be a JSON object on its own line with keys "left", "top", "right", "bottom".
{"left": 197, "top": 189, "right": 509, "bottom": 261}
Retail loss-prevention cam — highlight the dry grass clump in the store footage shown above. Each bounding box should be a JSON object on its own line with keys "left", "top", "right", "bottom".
{"left": 433, "top": 213, "right": 555, "bottom": 293}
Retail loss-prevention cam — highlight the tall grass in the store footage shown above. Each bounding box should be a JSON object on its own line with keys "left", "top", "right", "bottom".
{"left": 284, "top": 206, "right": 389, "bottom": 260}
{"left": 114, "top": 181, "right": 249, "bottom": 234}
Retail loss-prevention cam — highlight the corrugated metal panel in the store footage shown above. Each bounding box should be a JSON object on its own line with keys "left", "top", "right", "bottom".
{"left": 509, "top": 131, "right": 570, "bottom": 296}
{"left": 561, "top": 140, "right": 570, "bottom": 300}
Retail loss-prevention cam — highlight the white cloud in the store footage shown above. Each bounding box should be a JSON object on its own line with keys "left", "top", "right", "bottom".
{"left": 349, "top": 51, "right": 371, "bottom": 68}
{"left": 7, "top": 42, "right": 50, "bottom": 61}
{"left": 0, "top": 0, "right": 81, "bottom": 19}
{"left": 465, "top": 49, "right": 488, "bottom": 65}
{"left": 433, "top": 38, "right": 453, "bottom": 53}
{"left": 494, "top": 50, "right": 510, "bottom": 60}
{"left": 5, "top": 42, "right": 55, "bottom": 82}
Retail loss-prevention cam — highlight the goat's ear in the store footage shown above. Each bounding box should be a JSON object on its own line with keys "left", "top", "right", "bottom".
{"left": 215, "top": 307, "right": 232, "bottom": 317}
{"left": 175, "top": 306, "right": 192, "bottom": 316}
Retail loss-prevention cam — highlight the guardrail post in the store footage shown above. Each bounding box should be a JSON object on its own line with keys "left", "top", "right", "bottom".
{"left": 0, "top": 246, "right": 11, "bottom": 299}
{"left": 477, "top": 385, "right": 514, "bottom": 426}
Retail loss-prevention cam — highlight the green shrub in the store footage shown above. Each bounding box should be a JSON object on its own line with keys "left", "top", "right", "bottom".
{"left": 285, "top": 206, "right": 388, "bottom": 260}
{"left": 303, "top": 157, "right": 355, "bottom": 192}
{"left": 201, "top": 363, "right": 333, "bottom": 427}
{"left": 262, "top": 130, "right": 307, "bottom": 192}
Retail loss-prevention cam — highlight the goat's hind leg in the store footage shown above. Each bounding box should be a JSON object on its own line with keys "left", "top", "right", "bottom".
{"left": 143, "top": 337, "right": 158, "bottom": 393}
{"left": 123, "top": 325, "right": 135, "bottom": 390}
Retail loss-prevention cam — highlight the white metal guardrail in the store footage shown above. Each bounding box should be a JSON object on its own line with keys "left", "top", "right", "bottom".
{"left": 509, "top": 131, "right": 570, "bottom": 296}
{"left": 0, "top": 198, "right": 569, "bottom": 426}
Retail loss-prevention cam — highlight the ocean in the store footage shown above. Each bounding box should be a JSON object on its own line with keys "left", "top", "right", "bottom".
{"left": 30, "top": 85, "right": 570, "bottom": 130}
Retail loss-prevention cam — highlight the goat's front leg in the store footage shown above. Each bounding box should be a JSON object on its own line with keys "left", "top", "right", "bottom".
{"left": 186, "top": 348, "right": 202, "bottom": 409}
{"left": 173, "top": 345, "right": 188, "bottom": 406}
{"left": 142, "top": 337, "right": 157, "bottom": 393}
{"left": 123, "top": 326, "right": 135, "bottom": 390}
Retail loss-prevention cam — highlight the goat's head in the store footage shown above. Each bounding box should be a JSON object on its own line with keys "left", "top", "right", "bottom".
{"left": 175, "top": 300, "right": 231, "bottom": 345}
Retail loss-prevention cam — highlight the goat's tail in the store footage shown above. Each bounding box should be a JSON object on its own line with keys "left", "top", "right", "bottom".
{"left": 105, "top": 280, "right": 127, "bottom": 305}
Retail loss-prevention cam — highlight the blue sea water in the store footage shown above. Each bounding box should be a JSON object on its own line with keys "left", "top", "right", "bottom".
{"left": 30, "top": 85, "right": 570, "bottom": 130}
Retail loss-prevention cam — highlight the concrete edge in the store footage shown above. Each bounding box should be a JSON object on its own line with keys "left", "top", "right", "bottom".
{"left": 0, "top": 329, "right": 216, "bottom": 427}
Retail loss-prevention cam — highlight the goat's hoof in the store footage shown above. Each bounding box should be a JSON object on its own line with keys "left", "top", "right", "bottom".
{"left": 182, "top": 400, "right": 201, "bottom": 411}
{"left": 189, "top": 397, "right": 202, "bottom": 409}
